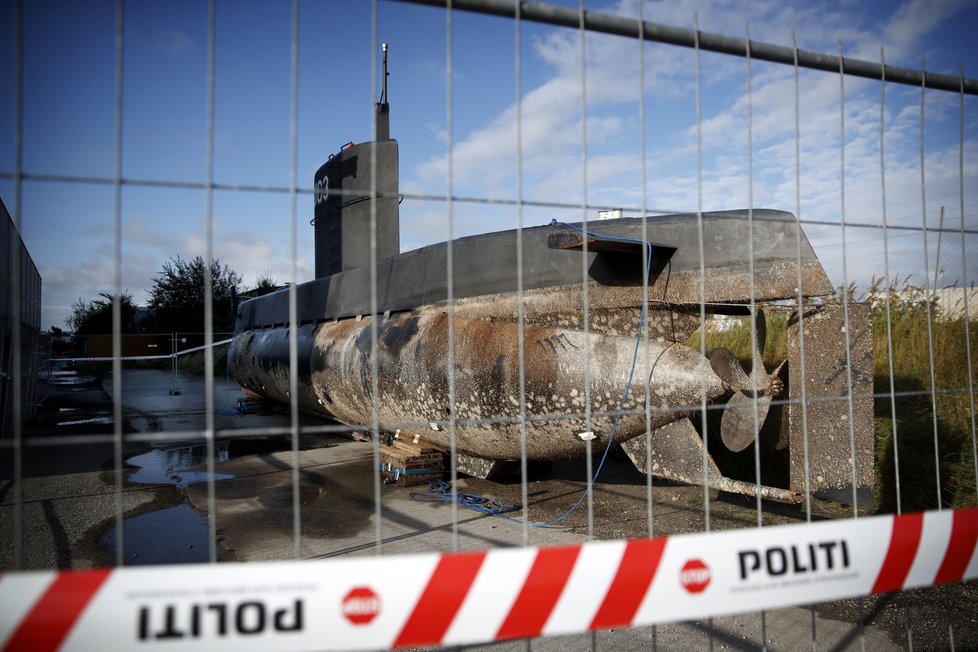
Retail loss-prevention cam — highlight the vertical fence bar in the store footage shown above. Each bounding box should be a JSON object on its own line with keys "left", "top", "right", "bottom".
{"left": 918, "top": 55, "right": 943, "bottom": 513}
{"left": 836, "top": 42, "right": 860, "bottom": 516}
{"left": 919, "top": 54, "right": 959, "bottom": 651}
{"left": 960, "top": 65, "right": 978, "bottom": 503}
{"left": 744, "top": 23, "right": 769, "bottom": 652}
{"left": 638, "top": 6, "right": 656, "bottom": 650}
{"left": 288, "top": 0, "right": 302, "bottom": 561}
{"left": 514, "top": 0, "right": 530, "bottom": 548}
{"left": 879, "top": 47, "right": 903, "bottom": 516}
{"left": 576, "top": 0, "right": 594, "bottom": 542}
{"left": 791, "top": 30, "right": 814, "bottom": 527}
{"left": 934, "top": 207, "right": 946, "bottom": 287}
{"left": 838, "top": 42, "right": 869, "bottom": 652}
{"left": 369, "top": 2, "right": 381, "bottom": 556}
{"left": 111, "top": 0, "right": 125, "bottom": 568}
{"left": 445, "top": 0, "right": 460, "bottom": 551}
{"left": 203, "top": 0, "right": 218, "bottom": 564}
{"left": 693, "top": 13, "right": 717, "bottom": 651}
{"left": 638, "top": 0, "right": 653, "bottom": 543}
{"left": 370, "top": 0, "right": 384, "bottom": 556}
{"left": 693, "top": 13, "right": 710, "bottom": 536}
{"left": 791, "top": 29, "right": 819, "bottom": 652}
{"left": 10, "top": 0, "right": 24, "bottom": 572}
{"left": 744, "top": 23, "right": 762, "bottom": 522}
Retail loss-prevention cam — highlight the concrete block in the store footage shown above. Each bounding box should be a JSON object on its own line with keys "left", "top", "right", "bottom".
{"left": 787, "top": 304, "right": 874, "bottom": 506}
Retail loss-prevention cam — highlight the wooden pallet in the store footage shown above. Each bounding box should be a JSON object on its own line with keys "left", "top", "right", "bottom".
{"left": 380, "top": 430, "right": 445, "bottom": 486}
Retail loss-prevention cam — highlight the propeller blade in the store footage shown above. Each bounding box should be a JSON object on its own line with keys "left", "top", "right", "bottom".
{"left": 709, "top": 347, "right": 751, "bottom": 389}
{"left": 749, "top": 307, "right": 768, "bottom": 391}
{"left": 720, "top": 392, "right": 772, "bottom": 452}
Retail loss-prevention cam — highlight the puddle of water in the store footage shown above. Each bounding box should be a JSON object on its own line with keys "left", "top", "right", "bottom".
{"left": 56, "top": 416, "right": 114, "bottom": 427}
{"left": 113, "top": 437, "right": 293, "bottom": 565}
{"left": 126, "top": 438, "right": 293, "bottom": 487}
{"left": 50, "top": 374, "right": 96, "bottom": 385}
{"left": 127, "top": 444, "right": 234, "bottom": 487}
{"left": 102, "top": 504, "right": 222, "bottom": 565}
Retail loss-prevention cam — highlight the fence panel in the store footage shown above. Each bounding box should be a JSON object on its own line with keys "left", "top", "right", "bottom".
{"left": 1, "top": 1, "right": 976, "bottom": 650}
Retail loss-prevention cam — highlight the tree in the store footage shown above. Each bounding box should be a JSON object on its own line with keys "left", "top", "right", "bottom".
{"left": 148, "top": 256, "right": 242, "bottom": 334}
{"left": 251, "top": 270, "right": 280, "bottom": 297}
{"left": 66, "top": 291, "right": 138, "bottom": 335}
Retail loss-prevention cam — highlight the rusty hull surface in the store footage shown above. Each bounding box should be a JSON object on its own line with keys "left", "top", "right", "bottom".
{"left": 231, "top": 299, "right": 729, "bottom": 461}
{"left": 229, "top": 212, "right": 874, "bottom": 503}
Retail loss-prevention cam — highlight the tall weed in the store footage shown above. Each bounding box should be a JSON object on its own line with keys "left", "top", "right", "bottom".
{"left": 870, "top": 279, "right": 977, "bottom": 511}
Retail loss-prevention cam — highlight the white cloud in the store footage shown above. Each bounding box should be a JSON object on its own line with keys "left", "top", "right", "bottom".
{"left": 399, "top": 0, "right": 976, "bottom": 295}
{"left": 879, "top": 0, "right": 970, "bottom": 56}
{"left": 184, "top": 226, "right": 313, "bottom": 292}
{"left": 153, "top": 30, "right": 194, "bottom": 58}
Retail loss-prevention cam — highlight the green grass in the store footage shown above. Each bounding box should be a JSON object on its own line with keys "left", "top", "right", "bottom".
{"left": 870, "top": 292, "right": 977, "bottom": 512}
{"left": 693, "top": 289, "right": 977, "bottom": 512}
{"left": 687, "top": 311, "right": 788, "bottom": 370}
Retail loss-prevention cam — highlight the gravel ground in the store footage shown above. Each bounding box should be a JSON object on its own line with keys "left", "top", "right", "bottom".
{"left": 0, "top": 470, "right": 169, "bottom": 570}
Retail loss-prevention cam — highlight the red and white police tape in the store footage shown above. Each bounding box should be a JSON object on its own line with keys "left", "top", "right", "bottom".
{"left": 1, "top": 507, "right": 976, "bottom": 651}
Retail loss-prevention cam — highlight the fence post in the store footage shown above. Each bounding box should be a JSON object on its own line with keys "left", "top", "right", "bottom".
{"left": 170, "top": 331, "right": 178, "bottom": 395}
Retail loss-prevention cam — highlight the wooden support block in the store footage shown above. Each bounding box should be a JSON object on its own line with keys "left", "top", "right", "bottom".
{"left": 392, "top": 430, "right": 441, "bottom": 456}
{"left": 380, "top": 442, "right": 445, "bottom": 486}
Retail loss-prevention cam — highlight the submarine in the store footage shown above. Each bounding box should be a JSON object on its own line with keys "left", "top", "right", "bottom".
{"left": 228, "top": 44, "right": 845, "bottom": 495}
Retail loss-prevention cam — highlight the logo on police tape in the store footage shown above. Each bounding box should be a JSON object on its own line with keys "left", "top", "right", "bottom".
{"left": 680, "top": 559, "right": 712, "bottom": 594}
{"left": 342, "top": 586, "right": 381, "bottom": 625}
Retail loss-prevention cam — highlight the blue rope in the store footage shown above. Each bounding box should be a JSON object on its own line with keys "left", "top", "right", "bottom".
{"left": 410, "top": 220, "right": 654, "bottom": 527}
{"left": 410, "top": 479, "right": 521, "bottom": 515}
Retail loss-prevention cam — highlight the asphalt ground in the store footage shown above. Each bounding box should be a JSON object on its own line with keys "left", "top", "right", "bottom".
{"left": 2, "top": 366, "right": 975, "bottom": 650}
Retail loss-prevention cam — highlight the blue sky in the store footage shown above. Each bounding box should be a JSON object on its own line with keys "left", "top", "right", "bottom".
{"left": 1, "top": 0, "right": 976, "bottom": 331}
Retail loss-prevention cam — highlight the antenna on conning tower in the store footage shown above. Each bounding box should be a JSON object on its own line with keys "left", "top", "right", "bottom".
{"left": 375, "top": 43, "right": 390, "bottom": 140}
{"left": 380, "top": 42, "right": 389, "bottom": 104}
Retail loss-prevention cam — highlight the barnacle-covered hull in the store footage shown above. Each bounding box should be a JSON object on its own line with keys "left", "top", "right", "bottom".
{"left": 229, "top": 210, "right": 833, "bottom": 462}
{"left": 230, "top": 295, "right": 730, "bottom": 460}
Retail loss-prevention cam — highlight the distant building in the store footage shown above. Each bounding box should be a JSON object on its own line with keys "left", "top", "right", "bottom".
{"left": 1, "top": 197, "right": 45, "bottom": 438}
{"left": 930, "top": 287, "right": 978, "bottom": 321}
{"left": 868, "top": 287, "right": 978, "bottom": 321}
{"left": 49, "top": 327, "right": 78, "bottom": 357}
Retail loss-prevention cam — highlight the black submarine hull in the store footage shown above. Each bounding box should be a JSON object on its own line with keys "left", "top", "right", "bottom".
{"left": 228, "top": 210, "right": 832, "bottom": 460}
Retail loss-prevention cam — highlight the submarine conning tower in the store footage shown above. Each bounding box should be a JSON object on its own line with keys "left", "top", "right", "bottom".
{"left": 313, "top": 43, "right": 399, "bottom": 279}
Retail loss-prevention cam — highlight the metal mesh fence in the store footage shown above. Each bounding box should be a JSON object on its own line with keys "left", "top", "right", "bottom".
{"left": 1, "top": 0, "right": 977, "bottom": 650}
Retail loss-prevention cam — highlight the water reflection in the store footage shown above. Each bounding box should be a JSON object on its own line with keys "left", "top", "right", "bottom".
{"left": 126, "top": 444, "right": 233, "bottom": 487}
{"left": 102, "top": 504, "right": 221, "bottom": 565}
